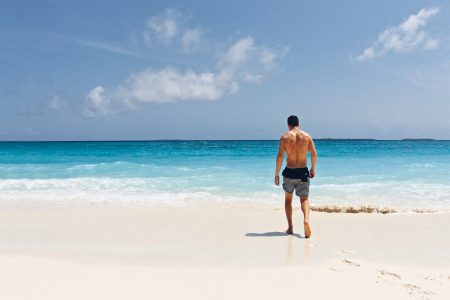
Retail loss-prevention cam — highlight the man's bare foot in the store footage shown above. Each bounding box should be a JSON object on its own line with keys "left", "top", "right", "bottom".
{"left": 304, "top": 221, "right": 312, "bottom": 238}
{"left": 285, "top": 227, "right": 294, "bottom": 235}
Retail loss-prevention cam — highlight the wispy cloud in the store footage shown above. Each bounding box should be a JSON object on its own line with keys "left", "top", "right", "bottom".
{"left": 143, "top": 8, "right": 181, "bottom": 45}
{"left": 181, "top": 29, "right": 202, "bottom": 52}
{"left": 140, "top": 8, "right": 205, "bottom": 53}
{"left": 84, "top": 36, "right": 284, "bottom": 117}
{"left": 46, "top": 31, "right": 201, "bottom": 67}
{"left": 48, "top": 95, "right": 67, "bottom": 110}
{"left": 357, "top": 7, "right": 440, "bottom": 61}
{"left": 82, "top": 8, "right": 287, "bottom": 117}
{"left": 66, "top": 36, "right": 148, "bottom": 59}
{"left": 17, "top": 95, "right": 67, "bottom": 116}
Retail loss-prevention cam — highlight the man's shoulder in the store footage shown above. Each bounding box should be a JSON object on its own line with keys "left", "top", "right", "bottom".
{"left": 300, "top": 130, "right": 312, "bottom": 139}
{"left": 280, "top": 131, "right": 291, "bottom": 140}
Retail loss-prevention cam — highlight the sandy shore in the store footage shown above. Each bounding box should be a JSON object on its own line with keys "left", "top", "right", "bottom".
{"left": 0, "top": 202, "right": 449, "bottom": 299}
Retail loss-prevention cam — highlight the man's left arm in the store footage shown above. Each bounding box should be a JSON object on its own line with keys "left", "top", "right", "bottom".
{"left": 275, "top": 138, "right": 285, "bottom": 186}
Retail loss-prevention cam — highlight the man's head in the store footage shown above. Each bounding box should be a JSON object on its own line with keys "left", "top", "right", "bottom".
{"left": 287, "top": 115, "right": 299, "bottom": 129}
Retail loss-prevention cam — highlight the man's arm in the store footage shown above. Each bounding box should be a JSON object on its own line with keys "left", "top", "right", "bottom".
{"left": 274, "top": 137, "right": 285, "bottom": 186}
{"left": 308, "top": 137, "right": 317, "bottom": 178}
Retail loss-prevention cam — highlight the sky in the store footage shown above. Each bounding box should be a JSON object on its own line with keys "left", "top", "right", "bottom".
{"left": 1, "top": 0, "right": 450, "bottom": 140}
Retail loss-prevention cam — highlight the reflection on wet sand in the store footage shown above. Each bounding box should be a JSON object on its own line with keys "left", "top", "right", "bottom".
{"left": 245, "top": 231, "right": 313, "bottom": 266}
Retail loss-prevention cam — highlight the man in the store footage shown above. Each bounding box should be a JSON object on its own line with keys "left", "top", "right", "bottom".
{"left": 275, "top": 115, "right": 317, "bottom": 238}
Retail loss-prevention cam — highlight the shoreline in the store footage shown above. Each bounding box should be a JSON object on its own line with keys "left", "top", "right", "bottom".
{"left": 0, "top": 198, "right": 447, "bottom": 214}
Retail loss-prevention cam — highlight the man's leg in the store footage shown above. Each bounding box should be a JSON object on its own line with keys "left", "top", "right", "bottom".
{"left": 285, "top": 192, "right": 294, "bottom": 235}
{"left": 300, "top": 196, "right": 312, "bottom": 238}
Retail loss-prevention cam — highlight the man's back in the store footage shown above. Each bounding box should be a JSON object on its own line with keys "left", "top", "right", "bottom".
{"left": 281, "top": 129, "right": 311, "bottom": 168}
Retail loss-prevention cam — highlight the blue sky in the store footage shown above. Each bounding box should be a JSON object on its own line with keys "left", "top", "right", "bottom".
{"left": 1, "top": 0, "right": 449, "bottom": 140}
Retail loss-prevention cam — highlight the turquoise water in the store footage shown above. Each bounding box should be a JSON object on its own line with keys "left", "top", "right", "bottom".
{"left": 0, "top": 140, "right": 449, "bottom": 211}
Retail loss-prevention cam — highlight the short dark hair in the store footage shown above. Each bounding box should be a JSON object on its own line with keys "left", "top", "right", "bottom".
{"left": 287, "top": 115, "right": 299, "bottom": 127}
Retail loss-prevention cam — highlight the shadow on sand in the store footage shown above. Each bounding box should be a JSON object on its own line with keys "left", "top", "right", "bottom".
{"left": 245, "top": 231, "right": 303, "bottom": 239}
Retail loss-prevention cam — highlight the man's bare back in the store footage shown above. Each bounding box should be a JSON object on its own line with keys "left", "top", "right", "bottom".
{"left": 276, "top": 128, "right": 317, "bottom": 180}
{"left": 281, "top": 129, "right": 312, "bottom": 169}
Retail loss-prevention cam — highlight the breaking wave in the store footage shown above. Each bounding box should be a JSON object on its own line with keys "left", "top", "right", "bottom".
{"left": 0, "top": 177, "right": 448, "bottom": 213}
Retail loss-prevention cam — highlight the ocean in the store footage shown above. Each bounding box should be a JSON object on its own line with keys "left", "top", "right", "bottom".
{"left": 0, "top": 140, "right": 449, "bottom": 212}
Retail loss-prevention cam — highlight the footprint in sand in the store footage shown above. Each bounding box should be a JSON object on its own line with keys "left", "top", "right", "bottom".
{"left": 424, "top": 275, "right": 442, "bottom": 284}
{"left": 402, "top": 283, "right": 434, "bottom": 296}
{"left": 376, "top": 270, "right": 435, "bottom": 298}
{"left": 378, "top": 269, "right": 402, "bottom": 280}
{"left": 334, "top": 249, "right": 356, "bottom": 256}
{"left": 329, "top": 267, "right": 343, "bottom": 273}
{"left": 342, "top": 259, "right": 360, "bottom": 267}
{"left": 403, "top": 283, "right": 420, "bottom": 290}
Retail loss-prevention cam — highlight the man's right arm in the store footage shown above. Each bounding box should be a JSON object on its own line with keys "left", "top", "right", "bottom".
{"left": 308, "top": 137, "right": 317, "bottom": 178}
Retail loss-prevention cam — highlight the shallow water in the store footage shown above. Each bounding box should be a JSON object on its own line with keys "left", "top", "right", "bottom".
{"left": 0, "top": 140, "right": 449, "bottom": 211}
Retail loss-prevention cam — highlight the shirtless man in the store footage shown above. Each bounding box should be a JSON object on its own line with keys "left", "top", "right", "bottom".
{"left": 275, "top": 115, "right": 317, "bottom": 238}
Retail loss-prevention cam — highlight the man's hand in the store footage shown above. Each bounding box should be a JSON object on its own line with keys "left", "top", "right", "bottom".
{"left": 274, "top": 175, "right": 280, "bottom": 186}
{"left": 309, "top": 168, "right": 315, "bottom": 178}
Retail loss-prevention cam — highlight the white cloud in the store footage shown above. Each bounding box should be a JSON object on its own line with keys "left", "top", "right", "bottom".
{"left": 357, "top": 7, "right": 440, "bottom": 61}
{"left": 118, "top": 67, "right": 237, "bottom": 103}
{"left": 84, "top": 67, "right": 238, "bottom": 117}
{"left": 143, "top": 8, "right": 181, "bottom": 45}
{"left": 260, "top": 49, "right": 277, "bottom": 67}
{"left": 83, "top": 8, "right": 285, "bottom": 117}
{"left": 219, "top": 37, "right": 280, "bottom": 72}
{"left": 84, "top": 36, "right": 282, "bottom": 117}
{"left": 84, "top": 86, "right": 113, "bottom": 117}
{"left": 222, "top": 37, "right": 255, "bottom": 66}
{"left": 141, "top": 9, "right": 205, "bottom": 54}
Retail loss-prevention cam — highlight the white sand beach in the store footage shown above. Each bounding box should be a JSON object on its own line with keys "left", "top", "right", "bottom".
{"left": 3, "top": 0, "right": 450, "bottom": 299}
{"left": 0, "top": 202, "right": 449, "bottom": 299}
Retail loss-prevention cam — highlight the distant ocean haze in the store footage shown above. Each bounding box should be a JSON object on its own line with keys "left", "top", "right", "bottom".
{"left": 0, "top": 140, "right": 449, "bottom": 212}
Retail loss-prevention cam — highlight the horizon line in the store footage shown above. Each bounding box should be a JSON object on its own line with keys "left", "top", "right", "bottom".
{"left": 0, "top": 138, "right": 447, "bottom": 143}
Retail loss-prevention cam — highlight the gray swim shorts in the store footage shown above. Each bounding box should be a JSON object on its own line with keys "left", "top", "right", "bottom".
{"left": 282, "top": 176, "right": 310, "bottom": 197}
